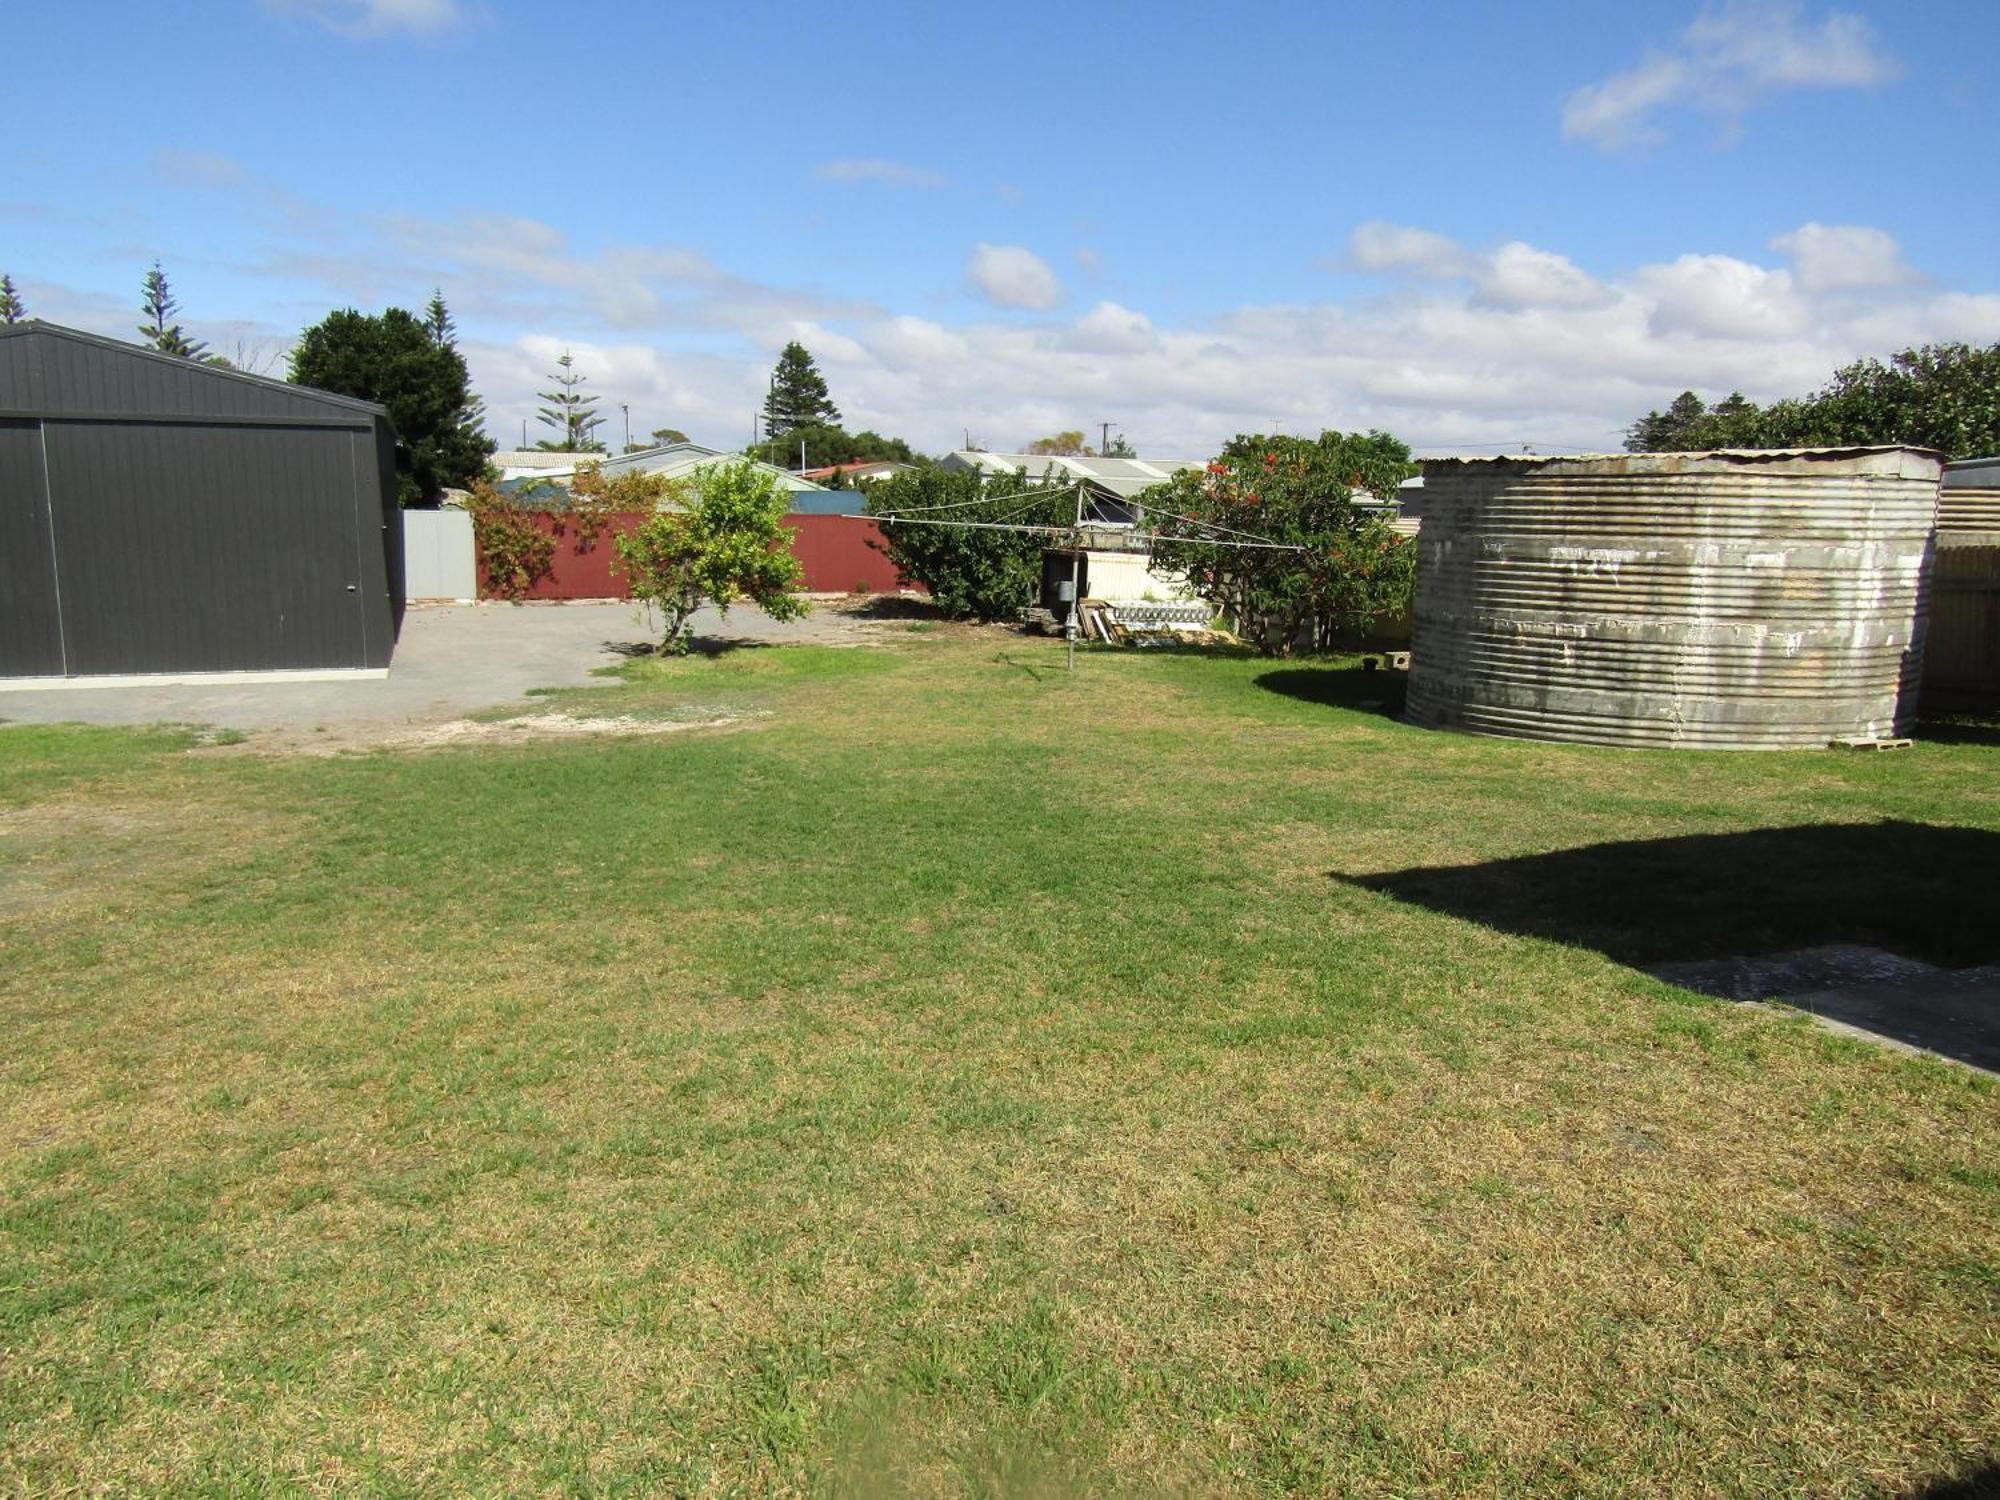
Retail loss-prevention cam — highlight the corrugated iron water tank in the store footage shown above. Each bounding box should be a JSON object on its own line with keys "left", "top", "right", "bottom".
{"left": 1406, "top": 448, "right": 1941, "bottom": 748}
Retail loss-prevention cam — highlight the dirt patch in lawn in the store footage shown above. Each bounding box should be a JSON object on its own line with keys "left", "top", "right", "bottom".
{"left": 384, "top": 712, "right": 751, "bottom": 751}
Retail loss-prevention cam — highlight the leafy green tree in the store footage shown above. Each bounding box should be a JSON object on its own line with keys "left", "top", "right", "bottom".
{"left": 760, "top": 341, "right": 840, "bottom": 438}
{"left": 1143, "top": 431, "right": 1415, "bottom": 657}
{"left": 863, "top": 467, "right": 1073, "bottom": 619}
{"left": 848, "top": 429, "right": 922, "bottom": 465}
{"left": 750, "top": 421, "right": 925, "bottom": 471}
{"left": 648, "top": 426, "right": 689, "bottom": 447}
{"left": 1781, "top": 344, "right": 2000, "bottom": 459}
{"left": 536, "top": 350, "right": 606, "bottom": 452}
{"left": 0, "top": 274, "right": 23, "bottom": 324}
{"left": 138, "top": 261, "right": 206, "bottom": 359}
{"left": 1624, "top": 343, "right": 2000, "bottom": 460}
{"left": 1103, "top": 433, "right": 1136, "bottom": 457}
{"left": 615, "top": 462, "right": 809, "bottom": 652}
{"left": 1625, "top": 390, "right": 1766, "bottom": 451}
{"left": 1028, "top": 430, "right": 1093, "bottom": 456}
{"left": 291, "top": 306, "right": 496, "bottom": 507}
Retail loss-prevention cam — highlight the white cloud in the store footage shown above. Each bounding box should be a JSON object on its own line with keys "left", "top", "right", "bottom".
{"left": 23, "top": 190, "right": 1992, "bottom": 462}
{"left": 1563, "top": 2, "right": 1899, "bottom": 149}
{"left": 1562, "top": 56, "right": 1688, "bottom": 149}
{"left": 1636, "top": 253, "right": 1808, "bottom": 337}
{"left": 966, "top": 244, "right": 1063, "bottom": 311}
{"left": 813, "top": 158, "right": 949, "bottom": 189}
{"left": 1343, "top": 221, "right": 1472, "bottom": 278}
{"left": 1475, "top": 243, "right": 1610, "bottom": 310}
{"left": 262, "top": 0, "right": 471, "bottom": 37}
{"left": 1067, "top": 301, "right": 1158, "bottom": 355}
{"left": 1338, "top": 226, "right": 1608, "bottom": 310}
{"left": 1770, "top": 222, "right": 1914, "bottom": 293}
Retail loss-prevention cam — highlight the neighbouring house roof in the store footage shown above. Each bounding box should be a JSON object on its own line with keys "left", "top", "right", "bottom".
{"left": 941, "top": 450, "right": 1204, "bottom": 500}
{"left": 493, "top": 448, "right": 597, "bottom": 472}
{"left": 798, "top": 459, "right": 914, "bottom": 481}
{"left": 499, "top": 441, "right": 867, "bottom": 513}
{"left": 594, "top": 447, "right": 827, "bottom": 493}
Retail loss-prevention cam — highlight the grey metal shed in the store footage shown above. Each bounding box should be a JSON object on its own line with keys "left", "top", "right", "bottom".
{"left": 0, "top": 321, "right": 401, "bottom": 680}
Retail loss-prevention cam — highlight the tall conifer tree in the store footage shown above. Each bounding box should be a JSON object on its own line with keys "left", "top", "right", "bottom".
{"left": 536, "top": 350, "right": 606, "bottom": 452}
{"left": 138, "top": 261, "right": 206, "bottom": 359}
{"left": 760, "top": 341, "right": 840, "bottom": 438}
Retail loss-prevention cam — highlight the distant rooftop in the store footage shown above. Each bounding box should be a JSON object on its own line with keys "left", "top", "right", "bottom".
{"left": 943, "top": 450, "right": 1204, "bottom": 500}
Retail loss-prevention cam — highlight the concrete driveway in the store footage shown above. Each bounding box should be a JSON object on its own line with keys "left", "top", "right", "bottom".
{"left": 0, "top": 598, "right": 885, "bottom": 740}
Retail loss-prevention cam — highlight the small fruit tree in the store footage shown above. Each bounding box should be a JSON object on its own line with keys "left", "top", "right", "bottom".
{"left": 1141, "top": 431, "right": 1415, "bottom": 656}
{"left": 615, "top": 462, "right": 809, "bottom": 653}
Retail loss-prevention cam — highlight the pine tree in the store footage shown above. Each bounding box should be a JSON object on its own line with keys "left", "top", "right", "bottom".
{"left": 424, "top": 288, "right": 456, "bottom": 349}
{"left": 422, "top": 291, "right": 487, "bottom": 453}
{"left": 0, "top": 274, "right": 23, "bottom": 324}
{"left": 138, "top": 262, "right": 206, "bottom": 359}
{"left": 536, "top": 350, "right": 606, "bottom": 452}
{"left": 760, "top": 341, "right": 840, "bottom": 438}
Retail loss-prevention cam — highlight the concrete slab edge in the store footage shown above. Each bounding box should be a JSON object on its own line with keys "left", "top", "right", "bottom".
{"left": 0, "top": 668, "right": 391, "bottom": 692}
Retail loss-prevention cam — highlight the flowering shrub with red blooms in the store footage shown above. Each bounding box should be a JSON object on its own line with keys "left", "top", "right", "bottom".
{"left": 1141, "top": 430, "right": 1415, "bottom": 656}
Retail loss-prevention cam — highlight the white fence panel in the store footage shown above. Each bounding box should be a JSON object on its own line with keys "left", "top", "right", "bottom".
{"left": 402, "top": 508, "right": 477, "bottom": 601}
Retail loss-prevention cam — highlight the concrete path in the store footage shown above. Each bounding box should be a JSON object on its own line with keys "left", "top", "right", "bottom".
{"left": 0, "top": 598, "right": 889, "bottom": 739}
{"left": 1652, "top": 943, "right": 1999, "bottom": 1073}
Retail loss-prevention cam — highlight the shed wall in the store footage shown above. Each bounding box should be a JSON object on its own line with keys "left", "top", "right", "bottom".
{"left": 40, "top": 422, "right": 391, "bottom": 673}
{"left": 0, "top": 420, "right": 63, "bottom": 676}
{"left": 0, "top": 325, "right": 398, "bottom": 678}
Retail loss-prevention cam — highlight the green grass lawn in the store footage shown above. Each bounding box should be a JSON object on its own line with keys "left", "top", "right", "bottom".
{"left": 2, "top": 625, "right": 1997, "bottom": 1496}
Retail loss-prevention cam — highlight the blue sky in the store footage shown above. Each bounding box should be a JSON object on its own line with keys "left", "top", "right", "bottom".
{"left": 6, "top": 0, "right": 1997, "bottom": 454}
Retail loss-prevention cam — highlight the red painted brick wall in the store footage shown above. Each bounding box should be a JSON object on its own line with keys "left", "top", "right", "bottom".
{"left": 478, "top": 512, "right": 914, "bottom": 600}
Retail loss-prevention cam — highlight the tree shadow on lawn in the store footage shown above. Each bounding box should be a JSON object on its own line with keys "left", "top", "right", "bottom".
{"left": 601, "top": 638, "right": 777, "bottom": 660}
{"left": 1254, "top": 664, "right": 1407, "bottom": 718}
{"left": 842, "top": 593, "right": 943, "bottom": 621}
{"left": 1333, "top": 821, "right": 2000, "bottom": 1066}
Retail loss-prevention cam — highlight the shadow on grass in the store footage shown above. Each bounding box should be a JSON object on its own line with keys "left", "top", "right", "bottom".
{"left": 842, "top": 593, "right": 942, "bottom": 621}
{"left": 994, "top": 651, "right": 1052, "bottom": 682}
{"left": 1335, "top": 821, "right": 1999, "bottom": 970}
{"left": 1336, "top": 821, "right": 2000, "bottom": 1067}
{"left": 1255, "top": 664, "right": 1407, "bottom": 718}
{"left": 1917, "top": 711, "right": 2000, "bottom": 748}
{"left": 601, "top": 637, "right": 778, "bottom": 660}
{"left": 1906, "top": 1459, "right": 2000, "bottom": 1499}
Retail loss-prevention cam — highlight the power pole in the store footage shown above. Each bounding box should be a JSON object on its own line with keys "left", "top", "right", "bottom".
{"left": 1100, "top": 420, "right": 1113, "bottom": 456}
{"left": 621, "top": 403, "right": 630, "bottom": 451}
